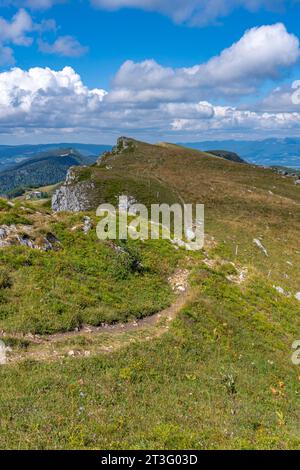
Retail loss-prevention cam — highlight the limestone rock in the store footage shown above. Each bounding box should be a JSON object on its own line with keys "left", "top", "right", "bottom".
{"left": 83, "top": 216, "right": 92, "bottom": 234}
{"left": 253, "top": 238, "right": 268, "bottom": 257}
{"left": 0, "top": 224, "right": 59, "bottom": 251}
{"left": 52, "top": 168, "right": 95, "bottom": 213}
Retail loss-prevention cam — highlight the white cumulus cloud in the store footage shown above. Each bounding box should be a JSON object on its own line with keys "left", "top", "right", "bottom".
{"left": 171, "top": 106, "right": 300, "bottom": 134}
{"left": 111, "top": 24, "right": 300, "bottom": 102}
{"left": 0, "top": 23, "right": 300, "bottom": 140}
{"left": 1, "top": 65, "right": 300, "bottom": 141}
{"left": 0, "top": 66, "right": 107, "bottom": 130}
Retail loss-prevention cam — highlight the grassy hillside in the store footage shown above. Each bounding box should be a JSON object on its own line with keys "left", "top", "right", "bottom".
{"left": 0, "top": 137, "right": 299, "bottom": 449}
{"left": 58, "top": 137, "right": 300, "bottom": 293}
{"left": 0, "top": 201, "right": 182, "bottom": 334}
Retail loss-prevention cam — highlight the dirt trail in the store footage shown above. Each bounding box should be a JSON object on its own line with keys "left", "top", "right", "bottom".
{"left": 1, "top": 269, "right": 190, "bottom": 364}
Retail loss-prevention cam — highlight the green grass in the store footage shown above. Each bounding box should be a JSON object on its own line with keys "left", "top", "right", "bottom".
{"left": 72, "top": 166, "right": 180, "bottom": 210}
{"left": 0, "top": 200, "right": 33, "bottom": 225}
{"left": 0, "top": 139, "right": 299, "bottom": 449}
{"left": 0, "top": 212, "right": 32, "bottom": 226}
{"left": 0, "top": 266, "right": 299, "bottom": 449}
{"left": 0, "top": 210, "right": 182, "bottom": 334}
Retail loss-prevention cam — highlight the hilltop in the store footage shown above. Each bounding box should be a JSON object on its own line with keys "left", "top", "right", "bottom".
{"left": 52, "top": 137, "right": 251, "bottom": 212}
{"left": 52, "top": 136, "right": 300, "bottom": 292}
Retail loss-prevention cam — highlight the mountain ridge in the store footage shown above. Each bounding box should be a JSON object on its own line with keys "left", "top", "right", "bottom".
{"left": 0, "top": 148, "right": 100, "bottom": 196}
{"left": 0, "top": 143, "right": 112, "bottom": 172}
{"left": 52, "top": 136, "right": 299, "bottom": 213}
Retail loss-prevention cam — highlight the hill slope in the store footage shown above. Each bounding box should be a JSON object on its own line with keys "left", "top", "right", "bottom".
{"left": 52, "top": 136, "right": 300, "bottom": 293}
{"left": 52, "top": 137, "right": 251, "bottom": 212}
{"left": 0, "top": 143, "right": 111, "bottom": 171}
{"left": 0, "top": 136, "right": 299, "bottom": 449}
{"left": 0, "top": 148, "right": 99, "bottom": 196}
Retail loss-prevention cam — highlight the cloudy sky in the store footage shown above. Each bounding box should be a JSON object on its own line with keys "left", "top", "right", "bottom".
{"left": 0, "top": 0, "right": 300, "bottom": 143}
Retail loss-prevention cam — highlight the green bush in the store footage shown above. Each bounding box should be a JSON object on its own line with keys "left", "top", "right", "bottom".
{"left": 108, "top": 241, "right": 144, "bottom": 280}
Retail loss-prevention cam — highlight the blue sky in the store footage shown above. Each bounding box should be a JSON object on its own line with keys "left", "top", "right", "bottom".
{"left": 0, "top": 0, "right": 300, "bottom": 144}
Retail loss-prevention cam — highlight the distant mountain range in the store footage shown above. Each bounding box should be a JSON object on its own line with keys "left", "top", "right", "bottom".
{"left": 1, "top": 138, "right": 300, "bottom": 197}
{"left": 0, "top": 143, "right": 111, "bottom": 172}
{"left": 179, "top": 138, "right": 300, "bottom": 169}
{"left": 1, "top": 138, "right": 300, "bottom": 173}
{"left": 0, "top": 148, "right": 103, "bottom": 197}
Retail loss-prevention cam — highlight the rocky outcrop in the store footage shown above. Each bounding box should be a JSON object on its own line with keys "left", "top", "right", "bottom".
{"left": 52, "top": 139, "right": 138, "bottom": 212}
{"left": 52, "top": 167, "right": 95, "bottom": 213}
{"left": 0, "top": 224, "right": 59, "bottom": 251}
{"left": 96, "top": 136, "right": 136, "bottom": 165}
{"left": 116, "top": 136, "right": 135, "bottom": 152}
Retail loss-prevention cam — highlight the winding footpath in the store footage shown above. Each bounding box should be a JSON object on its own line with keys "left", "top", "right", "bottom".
{"left": 1, "top": 269, "right": 190, "bottom": 364}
